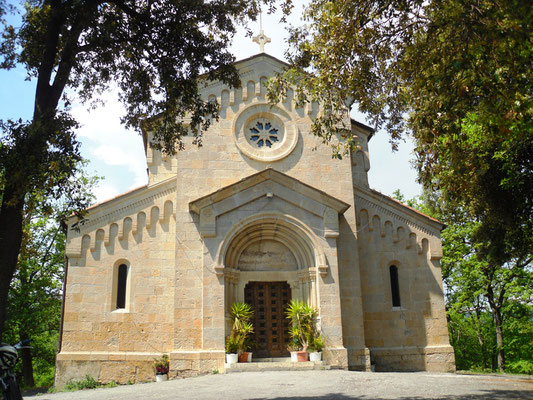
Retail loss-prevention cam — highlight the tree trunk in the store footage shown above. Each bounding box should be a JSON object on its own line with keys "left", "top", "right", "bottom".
{"left": 492, "top": 306, "right": 505, "bottom": 372}
{"left": 0, "top": 0, "right": 82, "bottom": 341}
{"left": 0, "top": 185, "right": 25, "bottom": 341}
{"left": 19, "top": 332, "right": 34, "bottom": 387}
{"left": 474, "top": 308, "right": 488, "bottom": 369}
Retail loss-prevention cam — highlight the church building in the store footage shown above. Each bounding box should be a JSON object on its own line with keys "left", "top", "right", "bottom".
{"left": 55, "top": 41, "right": 455, "bottom": 385}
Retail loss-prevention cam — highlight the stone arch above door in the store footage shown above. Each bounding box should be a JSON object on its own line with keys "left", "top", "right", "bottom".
{"left": 223, "top": 214, "right": 322, "bottom": 272}
{"left": 217, "top": 212, "right": 325, "bottom": 313}
{"left": 217, "top": 212, "right": 326, "bottom": 276}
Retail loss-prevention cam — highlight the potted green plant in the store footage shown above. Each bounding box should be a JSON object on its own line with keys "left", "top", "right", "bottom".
{"left": 228, "top": 302, "right": 254, "bottom": 363}
{"left": 225, "top": 335, "right": 239, "bottom": 364}
{"left": 309, "top": 334, "right": 325, "bottom": 362}
{"left": 285, "top": 299, "right": 317, "bottom": 362}
{"left": 153, "top": 354, "right": 169, "bottom": 382}
{"left": 287, "top": 336, "right": 301, "bottom": 362}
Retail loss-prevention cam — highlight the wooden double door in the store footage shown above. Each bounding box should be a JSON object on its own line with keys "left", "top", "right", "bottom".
{"left": 244, "top": 281, "right": 291, "bottom": 357}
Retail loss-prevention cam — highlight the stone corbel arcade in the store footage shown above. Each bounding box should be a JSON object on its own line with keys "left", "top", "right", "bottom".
{"left": 188, "top": 168, "right": 351, "bottom": 364}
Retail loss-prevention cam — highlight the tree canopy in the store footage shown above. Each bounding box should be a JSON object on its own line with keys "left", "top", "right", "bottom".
{"left": 271, "top": 0, "right": 532, "bottom": 265}
{"left": 0, "top": 0, "right": 285, "bottom": 340}
{"left": 394, "top": 189, "right": 533, "bottom": 373}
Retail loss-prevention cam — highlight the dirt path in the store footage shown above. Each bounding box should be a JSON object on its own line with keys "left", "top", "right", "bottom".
{"left": 25, "top": 370, "right": 533, "bottom": 400}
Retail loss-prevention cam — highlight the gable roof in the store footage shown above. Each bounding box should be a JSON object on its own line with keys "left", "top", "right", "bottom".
{"left": 141, "top": 52, "right": 374, "bottom": 147}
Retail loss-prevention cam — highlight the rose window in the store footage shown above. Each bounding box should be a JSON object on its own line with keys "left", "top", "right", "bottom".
{"left": 248, "top": 120, "right": 280, "bottom": 148}
{"left": 235, "top": 105, "right": 296, "bottom": 162}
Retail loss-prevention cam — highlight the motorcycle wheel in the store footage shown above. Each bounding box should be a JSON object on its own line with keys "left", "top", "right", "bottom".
{"left": 4, "top": 376, "right": 22, "bottom": 400}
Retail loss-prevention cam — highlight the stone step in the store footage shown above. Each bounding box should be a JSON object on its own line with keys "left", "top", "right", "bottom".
{"left": 224, "top": 360, "right": 330, "bottom": 373}
{"left": 255, "top": 357, "right": 292, "bottom": 362}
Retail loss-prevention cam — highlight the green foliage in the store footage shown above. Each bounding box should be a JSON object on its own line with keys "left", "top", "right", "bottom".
{"left": 225, "top": 334, "right": 240, "bottom": 354}
{"left": 309, "top": 335, "right": 325, "bottom": 352}
{"left": 285, "top": 299, "right": 319, "bottom": 352}
{"left": 507, "top": 361, "right": 533, "bottom": 375}
{"left": 227, "top": 302, "right": 254, "bottom": 354}
{"left": 275, "top": 0, "right": 532, "bottom": 265}
{"left": 63, "top": 375, "right": 100, "bottom": 391}
{"left": 1, "top": 162, "right": 98, "bottom": 387}
{"left": 52, "top": 375, "right": 118, "bottom": 392}
{"left": 502, "top": 301, "right": 533, "bottom": 374}
{"left": 229, "top": 302, "right": 254, "bottom": 332}
{"left": 447, "top": 308, "right": 496, "bottom": 371}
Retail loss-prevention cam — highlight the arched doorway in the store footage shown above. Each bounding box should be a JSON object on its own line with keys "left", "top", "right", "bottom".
{"left": 221, "top": 214, "right": 325, "bottom": 357}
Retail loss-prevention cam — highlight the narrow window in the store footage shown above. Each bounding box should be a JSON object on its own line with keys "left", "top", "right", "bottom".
{"left": 116, "top": 264, "right": 128, "bottom": 309}
{"left": 389, "top": 265, "right": 401, "bottom": 307}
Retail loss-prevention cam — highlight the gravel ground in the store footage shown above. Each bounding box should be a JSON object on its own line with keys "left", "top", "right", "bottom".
{"left": 24, "top": 370, "right": 533, "bottom": 400}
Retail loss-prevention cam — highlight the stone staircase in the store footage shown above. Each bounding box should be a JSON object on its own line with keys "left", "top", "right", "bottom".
{"left": 224, "top": 357, "right": 330, "bottom": 373}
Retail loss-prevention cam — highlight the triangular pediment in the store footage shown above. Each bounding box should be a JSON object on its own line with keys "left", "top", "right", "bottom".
{"left": 189, "top": 168, "right": 349, "bottom": 215}
{"left": 189, "top": 169, "right": 349, "bottom": 238}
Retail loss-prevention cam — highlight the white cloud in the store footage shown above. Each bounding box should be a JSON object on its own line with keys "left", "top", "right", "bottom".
{"left": 71, "top": 89, "right": 147, "bottom": 203}
{"left": 93, "top": 144, "right": 132, "bottom": 166}
{"left": 92, "top": 181, "right": 120, "bottom": 204}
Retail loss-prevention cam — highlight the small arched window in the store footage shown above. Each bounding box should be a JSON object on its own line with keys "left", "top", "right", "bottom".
{"left": 116, "top": 263, "right": 128, "bottom": 309}
{"left": 389, "top": 265, "right": 401, "bottom": 307}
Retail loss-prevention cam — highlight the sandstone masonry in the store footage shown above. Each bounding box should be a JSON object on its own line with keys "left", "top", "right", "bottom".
{"left": 55, "top": 53, "right": 455, "bottom": 387}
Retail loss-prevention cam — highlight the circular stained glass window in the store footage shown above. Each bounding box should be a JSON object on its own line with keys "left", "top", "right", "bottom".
{"left": 233, "top": 104, "right": 298, "bottom": 162}
{"left": 247, "top": 119, "right": 283, "bottom": 149}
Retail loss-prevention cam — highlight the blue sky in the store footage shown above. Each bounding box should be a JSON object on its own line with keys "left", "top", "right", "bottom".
{"left": 0, "top": 1, "right": 421, "bottom": 203}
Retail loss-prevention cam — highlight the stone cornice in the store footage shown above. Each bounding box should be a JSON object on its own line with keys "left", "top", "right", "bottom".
{"left": 354, "top": 186, "right": 443, "bottom": 236}
{"left": 69, "top": 177, "right": 176, "bottom": 234}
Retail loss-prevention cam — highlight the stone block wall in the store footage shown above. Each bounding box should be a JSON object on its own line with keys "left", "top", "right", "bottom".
{"left": 56, "top": 53, "right": 454, "bottom": 386}
{"left": 354, "top": 188, "right": 455, "bottom": 372}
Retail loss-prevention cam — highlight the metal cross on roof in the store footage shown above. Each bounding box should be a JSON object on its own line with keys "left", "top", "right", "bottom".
{"left": 252, "top": 10, "right": 271, "bottom": 53}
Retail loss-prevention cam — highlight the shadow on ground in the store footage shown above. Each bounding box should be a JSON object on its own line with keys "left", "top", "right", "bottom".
{"left": 249, "top": 390, "right": 533, "bottom": 400}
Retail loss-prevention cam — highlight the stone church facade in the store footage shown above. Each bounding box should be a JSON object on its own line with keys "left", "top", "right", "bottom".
{"left": 55, "top": 53, "right": 455, "bottom": 386}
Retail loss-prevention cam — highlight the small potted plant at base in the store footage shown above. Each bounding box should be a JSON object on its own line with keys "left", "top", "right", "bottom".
{"left": 287, "top": 336, "right": 301, "bottom": 362}
{"left": 309, "top": 335, "right": 325, "bottom": 362}
{"left": 286, "top": 300, "right": 318, "bottom": 362}
{"left": 225, "top": 335, "right": 239, "bottom": 364}
{"left": 228, "top": 302, "right": 254, "bottom": 363}
{"left": 154, "top": 354, "right": 169, "bottom": 382}
{"left": 240, "top": 336, "right": 255, "bottom": 362}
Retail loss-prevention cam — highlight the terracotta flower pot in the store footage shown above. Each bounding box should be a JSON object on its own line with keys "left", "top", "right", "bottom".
{"left": 238, "top": 352, "right": 250, "bottom": 363}
{"left": 296, "top": 351, "right": 308, "bottom": 362}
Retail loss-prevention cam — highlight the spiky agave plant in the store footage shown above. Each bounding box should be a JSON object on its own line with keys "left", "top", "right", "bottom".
{"left": 285, "top": 299, "right": 317, "bottom": 352}
{"left": 229, "top": 302, "right": 254, "bottom": 354}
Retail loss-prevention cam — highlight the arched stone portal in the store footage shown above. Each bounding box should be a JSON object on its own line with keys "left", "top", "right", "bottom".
{"left": 223, "top": 216, "right": 323, "bottom": 302}
{"left": 189, "top": 169, "right": 351, "bottom": 368}
{"left": 220, "top": 214, "right": 325, "bottom": 357}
